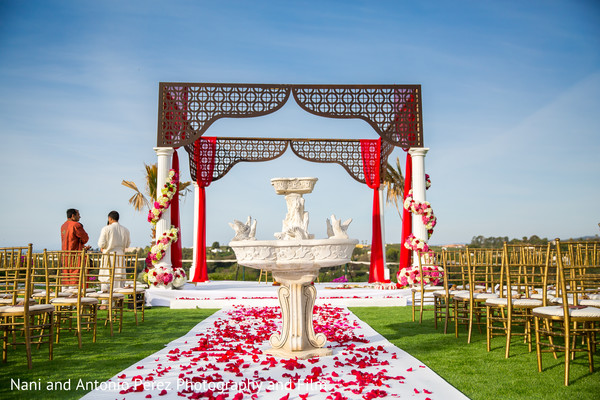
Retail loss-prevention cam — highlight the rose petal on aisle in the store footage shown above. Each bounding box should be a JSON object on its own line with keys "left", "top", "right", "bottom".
{"left": 81, "top": 305, "right": 468, "bottom": 400}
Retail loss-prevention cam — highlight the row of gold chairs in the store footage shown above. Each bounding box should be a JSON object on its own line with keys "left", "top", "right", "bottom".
{"left": 0, "top": 245, "right": 146, "bottom": 369}
{"left": 411, "top": 240, "right": 600, "bottom": 386}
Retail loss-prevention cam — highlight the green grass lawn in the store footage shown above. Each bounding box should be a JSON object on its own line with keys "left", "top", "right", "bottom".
{"left": 1, "top": 306, "right": 598, "bottom": 399}
{"left": 0, "top": 308, "right": 218, "bottom": 400}
{"left": 351, "top": 307, "right": 600, "bottom": 400}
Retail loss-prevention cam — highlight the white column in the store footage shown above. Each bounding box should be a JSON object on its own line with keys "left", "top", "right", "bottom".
{"left": 379, "top": 187, "right": 389, "bottom": 280}
{"left": 154, "top": 147, "right": 174, "bottom": 268}
{"left": 409, "top": 147, "right": 429, "bottom": 265}
{"left": 189, "top": 182, "right": 200, "bottom": 280}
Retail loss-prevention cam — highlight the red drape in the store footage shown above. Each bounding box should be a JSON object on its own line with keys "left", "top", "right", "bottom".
{"left": 170, "top": 149, "right": 182, "bottom": 270}
{"left": 164, "top": 86, "right": 187, "bottom": 271}
{"left": 399, "top": 152, "right": 413, "bottom": 271}
{"left": 361, "top": 138, "right": 388, "bottom": 283}
{"left": 192, "top": 137, "right": 217, "bottom": 282}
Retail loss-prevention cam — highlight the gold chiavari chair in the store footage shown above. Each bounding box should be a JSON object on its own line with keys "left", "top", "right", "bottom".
{"left": 258, "top": 269, "right": 272, "bottom": 284}
{"left": 410, "top": 251, "right": 445, "bottom": 323}
{"left": 0, "top": 245, "right": 54, "bottom": 369}
{"left": 533, "top": 239, "right": 600, "bottom": 386}
{"left": 486, "top": 243, "right": 550, "bottom": 357}
{"left": 85, "top": 252, "right": 124, "bottom": 336}
{"left": 44, "top": 250, "right": 98, "bottom": 348}
{"left": 113, "top": 254, "right": 146, "bottom": 324}
{"left": 433, "top": 249, "right": 469, "bottom": 334}
{"left": 564, "top": 241, "right": 600, "bottom": 308}
{"left": 454, "top": 247, "right": 502, "bottom": 343}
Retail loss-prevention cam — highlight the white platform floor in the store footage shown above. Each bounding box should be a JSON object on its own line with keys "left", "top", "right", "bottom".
{"left": 145, "top": 281, "right": 411, "bottom": 308}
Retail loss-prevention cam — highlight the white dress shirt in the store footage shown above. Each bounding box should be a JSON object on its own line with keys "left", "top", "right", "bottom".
{"left": 97, "top": 222, "right": 131, "bottom": 291}
{"left": 98, "top": 222, "right": 131, "bottom": 254}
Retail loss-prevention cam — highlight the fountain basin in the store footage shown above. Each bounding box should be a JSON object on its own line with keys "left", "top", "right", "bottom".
{"left": 230, "top": 238, "right": 358, "bottom": 274}
{"left": 271, "top": 177, "right": 318, "bottom": 195}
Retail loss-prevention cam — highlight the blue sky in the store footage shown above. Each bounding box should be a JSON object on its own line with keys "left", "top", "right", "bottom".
{"left": 0, "top": 0, "right": 598, "bottom": 250}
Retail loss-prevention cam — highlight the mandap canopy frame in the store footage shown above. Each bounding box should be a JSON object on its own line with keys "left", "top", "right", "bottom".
{"left": 155, "top": 83, "right": 424, "bottom": 284}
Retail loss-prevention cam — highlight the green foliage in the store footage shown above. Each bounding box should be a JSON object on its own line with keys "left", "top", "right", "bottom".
{"left": 469, "top": 235, "right": 552, "bottom": 248}
{"left": 386, "top": 245, "right": 400, "bottom": 262}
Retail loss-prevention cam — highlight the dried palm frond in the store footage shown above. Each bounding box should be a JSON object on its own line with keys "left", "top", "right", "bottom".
{"left": 121, "top": 180, "right": 149, "bottom": 212}
{"left": 382, "top": 156, "right": 405, "bottom": 219}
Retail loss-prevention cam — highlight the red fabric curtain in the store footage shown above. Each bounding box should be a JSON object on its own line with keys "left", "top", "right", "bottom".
{"left": 360, "top": 138, "right": 388, "bottom": 283}
{"left": 170, "top": 149, "right": 182, "bottom": 270}
{"left": 399, "top": 152, "right": 413, "bottom": 271}
{"left": 164, "top": 86, "right": 187, "bottom": 271}
{"left": 192, "top": 137, "right": 217, "bottom": 282}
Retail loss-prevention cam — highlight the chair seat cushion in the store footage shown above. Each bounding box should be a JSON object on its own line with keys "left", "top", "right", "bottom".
{"left": 50, "top": 297, "right": 99, "bottom": 305}
{"left": 88, "top": 292, "right": 125, "bottom": 299}
{"left": 454, "top": 292, "right": 499, "bottom": 300}
{"left": 0, "top": 298, "right": 35, "bottom": 304}
{"left": 533, "top": 305, "right": 600, "bottom": 318}
{"left": 551, "top": 295, "right": 599, "bottom": 305}
{"left": 411, "top": 285, "right": 444, "bottom": 292}
{"left": 580, "top": 299, "right": 600, "bottom": 307}
{"left": 530, "top": 293, "right": 554, "bottom": 300}
{"left": 63, "top": 288, "right": 96, "bottom": 294}
{"left": 115, "top": 287, "right": 145, "bottom": 294}
{"left": 485, "top": 297, "right": 543, "bottom": 307}
{"left": 0, "top": 303, "right": 55, "bottom": 314}
{"left": 433, "top": 289, "right": 469, "bottom": 297}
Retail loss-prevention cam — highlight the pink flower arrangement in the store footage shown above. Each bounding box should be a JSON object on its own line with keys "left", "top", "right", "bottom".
{"left": 147, "top": 169, "right": 179, "bottom": 226}
{"left": 403, "top": 190, "right": 437, "bottom": 237}
{"left": 144, "top": 264, "right": 186, "bottom": 289}
{"left": 143, "top": 226, "right": 187, "bottom": 289}
{"left": 148, "top": 226, "right": 179, "bottom": 265}
{"left": 332, "top": 275, "right": 348, "bottom": 283}
{"left": 397, "top": 264, "right": 444, "bottom": 287}
{"left": 404, "top": 233, "right": 430, "bottom": 253}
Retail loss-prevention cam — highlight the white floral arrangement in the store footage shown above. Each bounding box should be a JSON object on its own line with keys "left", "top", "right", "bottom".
{"left": 144, "top": 226, "right": 186, "bottom": 289}
{"left": 404, "top": 233, "right": 430, "bottom": 253}
{"left": 147, "top": 169, "right": 179, "bottom": 226}
{"left": 398, "top": 264, "right": 444, "bottom": 287}
{"left": 172, "top": 268, "right": 187, "bottom": 288}
{"left": 144, "top": 264, "right": 187, "bottom": 289}
{"left": 403, "top": 190, "right": 437, "bottom": 236}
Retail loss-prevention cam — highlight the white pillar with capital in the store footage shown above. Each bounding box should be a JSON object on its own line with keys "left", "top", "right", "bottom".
{"left": 189, "top": 182, "right": 200, "bottom": 280}
{"left": 409, "top": 147, "right": 429, "bottom": 265}
{"left": 378, "top": 187, "right": 389, "bottom": 280}
{"left": 154, "top": 147, "right": 174, "bottom": 268}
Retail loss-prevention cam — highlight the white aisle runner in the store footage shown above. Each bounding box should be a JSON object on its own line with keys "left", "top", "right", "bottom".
{"left": 82, "top": 305, "right": 468, "bottom": 400}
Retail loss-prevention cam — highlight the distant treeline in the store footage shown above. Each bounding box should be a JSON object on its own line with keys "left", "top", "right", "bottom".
{"left": 468, "top": 235, "right": 599, "bottom": 248}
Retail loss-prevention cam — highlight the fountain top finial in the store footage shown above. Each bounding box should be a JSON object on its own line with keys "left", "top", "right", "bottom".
{"left": 270, "top": 177, "right": 318, "bottom": 195}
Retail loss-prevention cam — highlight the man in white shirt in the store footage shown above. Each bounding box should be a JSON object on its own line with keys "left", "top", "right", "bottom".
{"left": 98, "top": 211, "right": 131, "bottom": 292}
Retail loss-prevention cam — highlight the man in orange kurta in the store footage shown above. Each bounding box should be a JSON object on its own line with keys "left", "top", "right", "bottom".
{"left": 60, "top": 209, "right": 90, "bottom": 285}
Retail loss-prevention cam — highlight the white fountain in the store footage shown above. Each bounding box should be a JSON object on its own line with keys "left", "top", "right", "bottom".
{"left": 229, "top": 177, "right": 358, "bottom": 358}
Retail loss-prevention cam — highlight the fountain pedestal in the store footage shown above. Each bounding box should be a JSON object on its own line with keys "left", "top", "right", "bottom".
{"left": 229, "top": 177, "right": 357, "bottom": 359}
{"left": 267, "top": 271, "right": 330, "bottom": 358}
